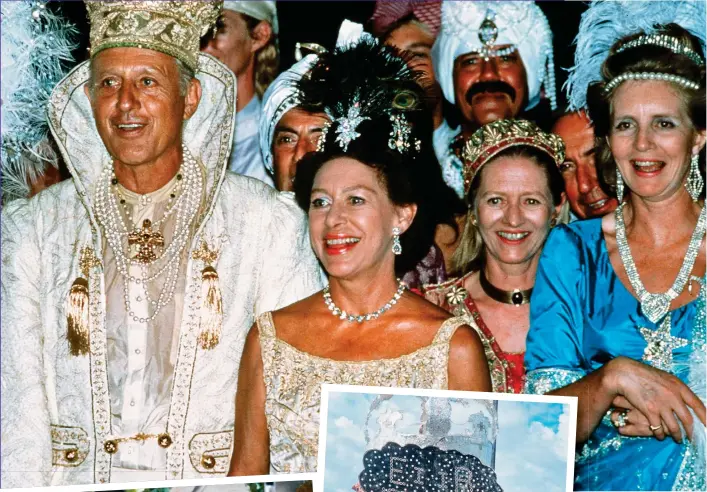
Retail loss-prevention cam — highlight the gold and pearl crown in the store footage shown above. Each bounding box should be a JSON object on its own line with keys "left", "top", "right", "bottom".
{"left": 462, "top": 119, "right": 565, "bottom": 195}
{"left": 86, "top": 1, "right": 223, "bottom": 71}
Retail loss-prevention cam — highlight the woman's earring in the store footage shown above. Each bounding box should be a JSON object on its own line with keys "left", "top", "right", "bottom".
{"left": 392, "top": 227, "right": 402, "bottom": 255}
{"left": 686, "top": 154, "right": 704, "bottom": 201}
{"left": 550, "top": 217, "right": 557, "bottom": 228}
{"left": 615, "top": 168, "right": 625, "bottom": 203}
{"left": 470, "top": 215, "right": 478, "bottom": 227}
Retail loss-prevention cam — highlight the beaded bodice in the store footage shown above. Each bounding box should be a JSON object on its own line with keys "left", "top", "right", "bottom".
{"left": 257, "top": 312, "right": 468, "bottom": 473}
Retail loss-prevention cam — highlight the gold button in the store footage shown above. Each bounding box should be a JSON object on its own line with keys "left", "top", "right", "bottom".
{"left": 157, "top": 433, "right": 172, "bottom": 448}
{"left": 64, "top": 449, "right": 78, "bottom": 462}
{"left": 103, "top": 440, "right": 118, "bottom": 454}
{"left": 201, "top": 454, "right": 216, "bottom": 469}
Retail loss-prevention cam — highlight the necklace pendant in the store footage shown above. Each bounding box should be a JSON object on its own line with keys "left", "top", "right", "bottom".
{"left": 638, "top": 315, "right": 688, "bottom": 372}
{"left": 128, "top": 219, "right": 165, "bottom": 264}
{"left": 640, "top": 293, "right": 671, "bottom": 324}
{"left": 511, "top": 289, "right": 523, "bottom": 306}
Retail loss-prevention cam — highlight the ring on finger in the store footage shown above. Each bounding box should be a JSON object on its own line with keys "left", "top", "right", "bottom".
{"left": 649, "top": 424, "right": 663, "bottom": 432}
{"left": 612, "top": 409, "right": 629, "bottom": 428}
{"left": 617, "top": 409, "right": 629, "bottom": 428}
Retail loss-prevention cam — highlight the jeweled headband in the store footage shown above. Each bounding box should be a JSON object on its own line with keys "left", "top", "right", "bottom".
{"left": 602, "top": 33, "right": 704, "bottom": 95}
{"left": 461, "top": 119, "right": 565, "bottom": 196}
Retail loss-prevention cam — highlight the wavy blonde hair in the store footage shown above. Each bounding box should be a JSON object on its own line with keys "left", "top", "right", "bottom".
{"left": 243, "top": 15, "right": 279, "bottom": 98}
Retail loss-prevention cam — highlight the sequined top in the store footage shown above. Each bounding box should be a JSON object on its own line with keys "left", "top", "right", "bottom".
{"left": 257, "top": 312, "right": 468, "bottom": 473}
{"left": 423, "top": 275, "right": 526, "bottom": 394}
{"left": 525, "top": 219, "right": 705, "bottom": 491}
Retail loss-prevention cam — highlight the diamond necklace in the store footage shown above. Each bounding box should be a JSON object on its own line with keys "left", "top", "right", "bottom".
{"left": 94, "top": 144, "right": 203, "bottom": 323}
{"left": 615, "top": 202, "right": 706, "bottom": 323}
{"left": 323, "top": 279, "right": 406, "bottom": 323}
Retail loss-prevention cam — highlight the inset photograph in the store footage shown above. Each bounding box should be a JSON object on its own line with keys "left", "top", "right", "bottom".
{"left": 318, "top": 385, "right": 576, "bottom": 492}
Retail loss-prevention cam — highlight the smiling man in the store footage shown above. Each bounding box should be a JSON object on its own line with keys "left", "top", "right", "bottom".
{"left": 1, "top": 0, "right": 321, "bottom": 486}
{"left": 552, "top": 110, "right": 619, "bottom": 220}
{"left": 431, "top": 1, "right": 557, "bottom": 198}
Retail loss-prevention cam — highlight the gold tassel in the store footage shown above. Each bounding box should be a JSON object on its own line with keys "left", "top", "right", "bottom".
{"left": 198, "top": 266, "right": 222, "bottom": 350}
{"left": 66, "top": 277, "right": 90, "bottom": 356}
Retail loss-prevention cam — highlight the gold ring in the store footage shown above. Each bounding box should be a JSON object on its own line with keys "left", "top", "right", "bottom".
{"left": 649, "top": 424, "right": 663, "bottom": 431}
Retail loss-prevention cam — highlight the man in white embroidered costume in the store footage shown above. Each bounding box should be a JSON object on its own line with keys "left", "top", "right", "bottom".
{"left": 431, "top": 1, "right": 557, "bottom": 197}
{"left": 201, "top": 1, "right": 279, "bottom": 187}
{"left": 0, "top": 0, "right": 322, "bottom": 486}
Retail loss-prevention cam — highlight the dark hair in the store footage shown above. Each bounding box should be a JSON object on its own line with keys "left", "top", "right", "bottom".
{"left": 452, "top": 145, "right": 565, "bottom": 275}
{"left": 294, "top": 113, "right": 456, "bottom": 275}
{"left": 586, "top": 23, "right": 706, "bottom": 200}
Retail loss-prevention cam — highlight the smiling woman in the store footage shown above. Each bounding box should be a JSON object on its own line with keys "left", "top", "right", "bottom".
{"left": 228, "top": 39, "right": 491, "bottom": 476}
{"left": 525, "top": 8, "right": 707, "bottom": 490}
{"left": 423, "top": 119, "right": 567, "bottom": 394}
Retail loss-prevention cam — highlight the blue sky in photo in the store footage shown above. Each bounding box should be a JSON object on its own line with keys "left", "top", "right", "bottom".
{"left": 322, "top": 392, "right": 570, "bottom": 492}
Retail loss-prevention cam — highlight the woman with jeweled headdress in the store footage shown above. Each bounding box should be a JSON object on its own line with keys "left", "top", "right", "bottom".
{"left": 524, "top": 1, "right": 706, "bottom": 489}
{"left": 228, "top": 38, "right": 491, "bottom": 475}
{"left": 423, "top": 119, "right": 568, "bottom": 394}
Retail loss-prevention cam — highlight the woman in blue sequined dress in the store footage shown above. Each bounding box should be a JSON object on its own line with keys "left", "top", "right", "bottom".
{"left": 524, "top": 16, "right": 707, "bottom": 491}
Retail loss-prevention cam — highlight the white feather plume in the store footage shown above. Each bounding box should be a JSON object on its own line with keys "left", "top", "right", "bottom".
{"left": 565, "top": 0, "right": 706, "bottom": 110}
{"left": 1, "top": 1, "right": 76, "bottom": 203}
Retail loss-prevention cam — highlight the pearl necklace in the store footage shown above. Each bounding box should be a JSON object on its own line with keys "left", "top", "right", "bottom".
{"left": 323, "top": 280, "right": 406, "bottom": 323}
{"left": 615, "top": 202, "right": 706, "bottom": 323}
{"left": 114, "top": 175, "right": 184, "bottom": 233}
{"left": 94, "top": 144, "right": 203, "bottom": 323}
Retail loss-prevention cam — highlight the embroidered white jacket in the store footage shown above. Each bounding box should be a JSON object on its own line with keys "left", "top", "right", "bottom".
{"left": 0, "top": 54, "right": 323, "bottom": 486}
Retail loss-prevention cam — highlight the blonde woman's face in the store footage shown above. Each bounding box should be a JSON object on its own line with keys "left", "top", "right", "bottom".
{"left": 608, "top": 80, "right": 705, "bottom": 202}
{"left": 474, "top": 156, "right": 557, "bottom": 267}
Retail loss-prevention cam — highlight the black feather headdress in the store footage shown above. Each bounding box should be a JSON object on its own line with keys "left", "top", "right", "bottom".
{"left": 297, "top": 38, "right": 431, "bottom": 154}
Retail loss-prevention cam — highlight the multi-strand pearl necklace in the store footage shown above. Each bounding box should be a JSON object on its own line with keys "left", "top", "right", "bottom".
{"left": 94, "top": 144, "right": 203, "bottom": 323}
{"left": 323, "top": 279, "right": 406, "bottom": 323}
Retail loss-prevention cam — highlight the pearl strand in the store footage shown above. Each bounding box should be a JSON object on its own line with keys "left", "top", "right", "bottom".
{"left": 94, "top": 144, "right": 202, "bottom": 323}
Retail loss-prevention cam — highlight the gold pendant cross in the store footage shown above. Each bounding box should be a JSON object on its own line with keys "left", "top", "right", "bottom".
{"left": 128, "top": 219, "right": 164, "bottom": 264}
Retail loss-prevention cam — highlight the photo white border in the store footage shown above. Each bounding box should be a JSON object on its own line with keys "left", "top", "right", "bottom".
{"left": 316, "top": 384, "right": 578, "bottom": 492}
{"left": 9, "top": 473, "right": 316, "bottom": 492}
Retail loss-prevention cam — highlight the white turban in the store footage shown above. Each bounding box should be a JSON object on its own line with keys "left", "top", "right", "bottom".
{"left": 432, "top": 1, "right": 555, "bottom": 110}
{"left": 223, "top": 1, "right": 279, "bottom": 35}
{"left": 258, "top": 54, "right": 319, "bottom": 174}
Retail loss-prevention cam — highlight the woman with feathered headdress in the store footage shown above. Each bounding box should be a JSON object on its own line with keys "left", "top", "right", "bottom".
{"left": 228, "top": 38, "right": 491, "bottom": 475}
{"left": 524, "top": 1, "right": 706, "bottom": 489}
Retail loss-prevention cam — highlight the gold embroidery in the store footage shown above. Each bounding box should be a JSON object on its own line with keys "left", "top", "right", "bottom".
{"left": 258, "top": 313, "right": 464, "bottom": 473}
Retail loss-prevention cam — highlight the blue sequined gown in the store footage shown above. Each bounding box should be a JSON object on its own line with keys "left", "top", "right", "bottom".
{"left": 524, "top": 219, "right": 706, "bottom": 491}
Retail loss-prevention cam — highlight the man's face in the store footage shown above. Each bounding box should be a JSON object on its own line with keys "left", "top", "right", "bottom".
{"left": 552, "top": 112, "right": 618, "bottom": 219}
{"left": 385, "top": 21, "right": 437, "bottom": 89}
{"left": 201, "top": 10, "right": 254, "bottom": 77}
{"left": 86, "top": 48, "right": 200, "bottom": 170}
{"left": 272, "top": 108, "right": 329, "bottom": 191}
{"left": 453, "top": 47, "right": 527, "bottom": 131}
